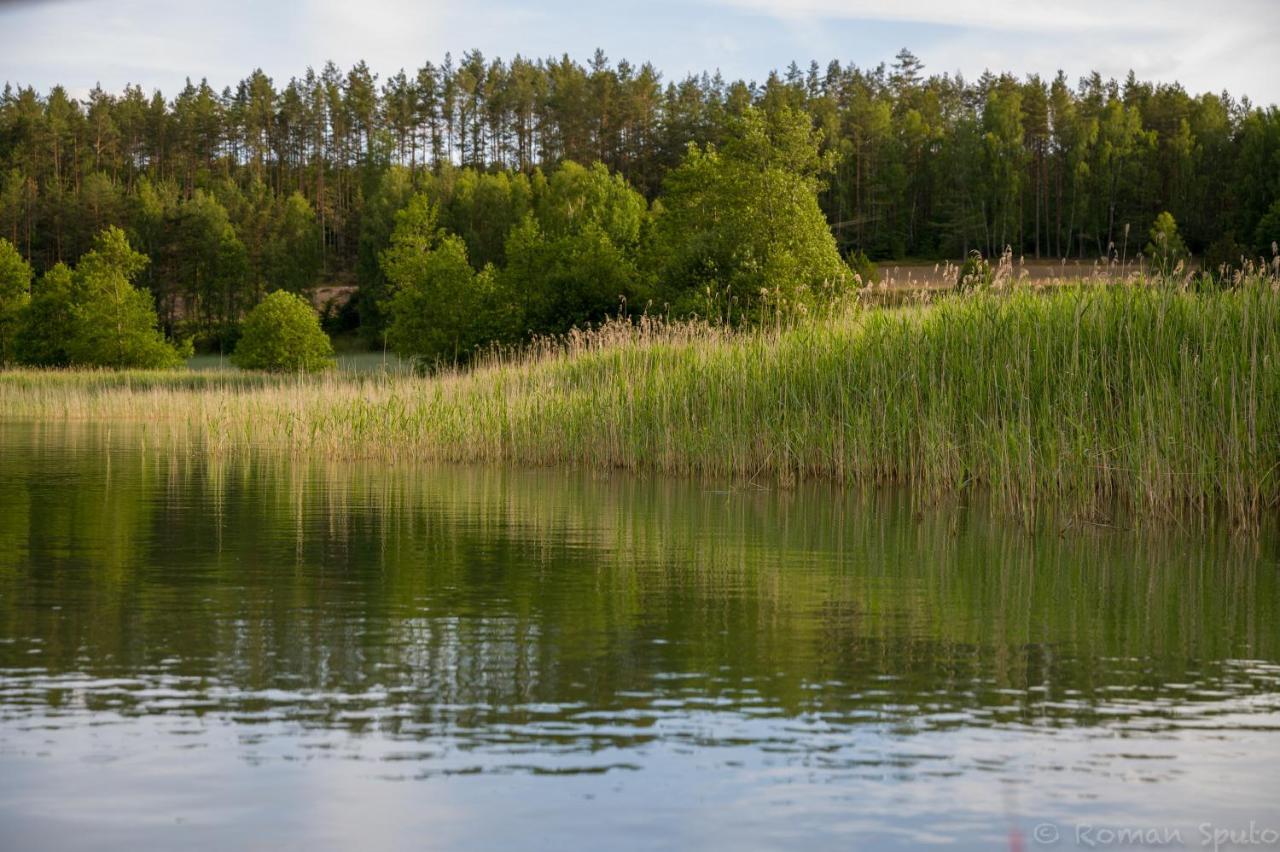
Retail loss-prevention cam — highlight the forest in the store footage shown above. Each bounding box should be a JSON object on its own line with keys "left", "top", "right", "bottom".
{"left": 2, "top": 48, "right": 1280, "bottom": 355}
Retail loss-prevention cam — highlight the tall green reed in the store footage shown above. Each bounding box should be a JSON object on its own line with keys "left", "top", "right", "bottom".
{"left": 3, "top": 280, "right": 1277, "bottom": 526}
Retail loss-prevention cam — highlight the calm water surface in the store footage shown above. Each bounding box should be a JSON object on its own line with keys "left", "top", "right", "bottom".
{"left": 1, "top": 421, "right": 1278, "bottom": 851}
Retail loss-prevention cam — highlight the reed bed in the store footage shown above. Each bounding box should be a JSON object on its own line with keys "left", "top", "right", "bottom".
{"left": 3, "top": 280, "right": 1278, "bottom": 526}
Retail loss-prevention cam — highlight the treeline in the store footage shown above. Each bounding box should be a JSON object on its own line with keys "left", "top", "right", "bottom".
{"left": 0, "top": 106, "right": 850, "bottom": 366}
{"left": 3, "top": 49, "right": 1280, "bottom": 346}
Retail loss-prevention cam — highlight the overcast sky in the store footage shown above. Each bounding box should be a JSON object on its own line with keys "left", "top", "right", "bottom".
{"left": 2, "top": 0, "right": 1278, "bottom": 104}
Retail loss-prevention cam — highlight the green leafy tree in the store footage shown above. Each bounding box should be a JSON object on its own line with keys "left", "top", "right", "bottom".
{"left": 1233, "top": 109, "right": 1280, "bottom": 249}
{"left": 14, "top": 263, "right": 74, "bottom": 366}
{"left": 265, "top": 192, "right": 323, "bottom": 295}
{"left": 1144, "top": 211, "right": 1189, "bottom": 277}
{"left": 651, "top": 105, "right": 849, "bottom": 322}
{"left": 443, "top": 168, "right": 534, "bottom": 268}
{"left": 980, "top": 80, "right": 1025, "bottom": 256}
{"left": 356, "top": 166, "right": 417, "bottom": 342}
{"left": 231, "top": 290, "right": 334, "bottom": 372}
{"left": 129, "top": 176, "right": 181, "bottom": 324}
{"left": 66, "top": 227, "right": 185, "bottom": 368}
{"left": 535, "top": 161, "right": 646, "bottom": 246}
{"left": 1254, "top": 199, "right": 1280, "bottom": 258}
{"left": 0, "top": 237, "right": 32, "bottom": 364}
{"left": 500, "top": 161, "right": 650, "bottom": 335}
{"left": 379, "top": 194, "right": 444, "bottom": 292}
{"left": 503, "top": 215, "right": 643, "bottom": 335}
{"left": 172, "top": 190, "right": 249, "bottom": 344}
{"left": 384, "top": 229, "right": 508, "bottom": 364}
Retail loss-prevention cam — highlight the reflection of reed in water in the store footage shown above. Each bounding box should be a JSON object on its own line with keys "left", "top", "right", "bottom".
{"left": 1, "top": 421, "right": 1277, "bottom": 747}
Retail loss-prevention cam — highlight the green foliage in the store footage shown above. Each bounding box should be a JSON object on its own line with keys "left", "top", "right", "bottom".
{"left": 265, "top": 192, "right": 322, "bottom": 295}
{"left": 379, "top": 194, "right": 444, "bottom": 292}
{"left": 536, "top": 161, "right": 647, "bottom": 246}
{"left": 356, "top": 167, "right": 418, "bottom": 341}
{"left": 66, "top": 227, "right": 185, "bottom": 369}
{"left": 493, "top": 161, "right": 651, "bottom": 336}
{"left": 3, "top": 54, "right": 1280, "bottom": 346}
{"left": 171, "top": 189, "right": 249, "bottom": 346}
{"left": 381, "top": 196, "right": 515, "bottom": 362}
{"left": 14, "top": 263, "right": 74, "bottom": 367}
{"left": 846, "top": 249, "right": 879, "bottom": 286}
{"left": 652, "top": 105, "right": 849, "bottom": 322}
{"left": 442, "top": 168, "right": 533, "bottom": 268}
{"left": 1254, "top": 199, "right": 1280, "bottom": 258}
{"left": 503, "top": 215, "right": 644, "bottom": 336}
{"left": 1144, "top": 211, "right": 1189, "bottom": 277}
{"left": 980, "top": 80, "right": 1027, "bottom": 254}
{"left": 231, "top": 290, "right": 334, "bottom": 372}
{"left": 1234, "top": 109, "right": 1280, "bottom": 250}
{"left": 1202, "top": 233, "right": 1250, "bottom": 284}
{"left": 0, "top": 238, "right": 32, "bottom": 364}
{"left": 384, "top": 234, "right": 507, "bottom": 364}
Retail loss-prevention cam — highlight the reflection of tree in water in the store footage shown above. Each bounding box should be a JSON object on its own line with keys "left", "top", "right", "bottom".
{"left": 1, "top": 420, "right": 1278, "bottom": 756}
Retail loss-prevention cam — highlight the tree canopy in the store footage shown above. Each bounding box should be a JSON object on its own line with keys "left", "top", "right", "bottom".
{"left": 0, "top": 238, "right": 31, "bottom": 364}
{"left": 652, "top": 105, "right": 850, "bottom": 320}
{"left": 64, "top": 227, "right": 185, "bottom": 369}
{"left": 13, "top": 262, "right": 73, "bottom": 367}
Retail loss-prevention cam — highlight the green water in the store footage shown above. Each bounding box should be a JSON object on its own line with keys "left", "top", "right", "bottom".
{"left": 1, "top": 421, "right": 1278, "bottom": 851}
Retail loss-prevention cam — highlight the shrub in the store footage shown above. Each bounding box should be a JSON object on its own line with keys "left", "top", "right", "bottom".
{"left": 231, "top": 290, "right": 334, "bottom": 372}
{"left": 502, "top": 214, "right": 643, "bottom": 336}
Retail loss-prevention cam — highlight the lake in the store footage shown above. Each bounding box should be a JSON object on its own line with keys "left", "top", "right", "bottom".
{"left": 1, "top": 421, "right": 1278, "bottom": 851}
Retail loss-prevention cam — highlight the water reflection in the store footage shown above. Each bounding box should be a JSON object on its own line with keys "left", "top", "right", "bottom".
{"left": 1, "top": 421, "right": 1278, "bottom": 850}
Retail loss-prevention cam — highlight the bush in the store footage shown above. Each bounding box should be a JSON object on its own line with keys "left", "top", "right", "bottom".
{"left": 231, "top": 290, "right": 334, "bottom": 372}
{"left": 503, "top": 215, "right": 643, "bottom": 336}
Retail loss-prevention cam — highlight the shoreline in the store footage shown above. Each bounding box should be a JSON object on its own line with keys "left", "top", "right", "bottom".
{"left": 2, "top": 282, "right": 1278, "bottom": 528}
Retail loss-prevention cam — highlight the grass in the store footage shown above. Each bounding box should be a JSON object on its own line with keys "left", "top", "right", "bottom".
{"left": 186, "top": 350, "right": 409, "bottom": 373}
{"left": 3, "top": 279, "right": 1279, "bottom": 526}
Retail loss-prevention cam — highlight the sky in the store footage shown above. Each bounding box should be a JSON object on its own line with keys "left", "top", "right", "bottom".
{"left": 1, "top": 0, "right": 1278, "bottom": 104}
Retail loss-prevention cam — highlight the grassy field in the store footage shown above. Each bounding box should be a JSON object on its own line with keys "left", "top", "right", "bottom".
{"left": 3, "top": 279, "right": 1278, "bottom": 526}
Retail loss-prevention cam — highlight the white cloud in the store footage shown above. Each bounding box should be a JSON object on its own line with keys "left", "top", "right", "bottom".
{"left": 711, "top": 0, "right": 1267, "bottom": 34}
{"left": 710, "top": 0, "right": 1280, "bottom": 101}
{"left": 1, "top": 0, "right": 1277, "bottom": 103}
